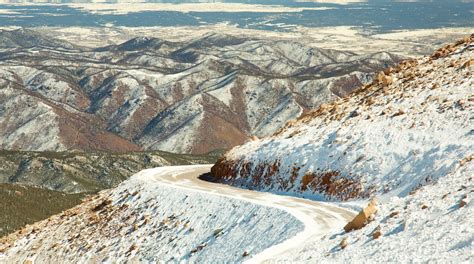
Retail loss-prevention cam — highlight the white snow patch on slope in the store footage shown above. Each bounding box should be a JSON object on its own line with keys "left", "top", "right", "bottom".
{"left": 215, "top": 38, "right": 474, "bottom": 262}
{"left": 276, "top": 161, "right": 474, "bottom": 263}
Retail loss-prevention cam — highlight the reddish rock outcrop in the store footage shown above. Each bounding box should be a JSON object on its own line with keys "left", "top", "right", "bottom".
{"left": 211, "top": 158, "right": 370, "bottom": 201}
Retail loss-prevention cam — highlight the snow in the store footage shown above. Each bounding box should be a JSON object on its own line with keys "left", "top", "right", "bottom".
{"left": 146, "top": 110, "right": 205, "bottom": 154}
{"left": 275, "top": 161, "right": 474, "bottom": 263}
{"left": 0, "top": 85, "right": 65, "bottom": 151}
{"left": 0, "top": 28, "right": 409, "bottom": 153}
{"left": 66, "top": 2, "right": 335, "bottom": 15}
{"left": 0, "top": 165, "right": 358, "bottom": 263}
{"left": 225, "top": 42, "right": 473, "bottom": 201}
{"left": 1, "top": 39, "right": 471, "bottom": 263}
{"left": 215, "top": 38, "right": 474, "bottom": 261}
{"left": 0, "top": 165, "right": 304, "bottom": 263}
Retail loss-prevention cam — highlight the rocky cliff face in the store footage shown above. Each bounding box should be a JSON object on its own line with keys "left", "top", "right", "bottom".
{"left": 211, "top": 35, "right": 473, "bottom": 201}
{"left": 0, "top": 29, "right": 403, "bottom": 154}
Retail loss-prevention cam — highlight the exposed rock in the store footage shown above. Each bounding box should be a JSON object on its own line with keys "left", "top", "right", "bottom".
{"left": 344, "top": 198, "right": 378, "bottom": 232}
{"left": 340, "top": 237, "right": 348, "bottom": 249}
{"left": 377, "top": 71, "right": 393, "bottom": 87}
{"left": 211, "top": 158, "right": 368, "bottom": 200}
{"left": 372, "top": 226, "right": 382, "bottom": 239}
{"left": 249, "top": 136, "right": 259, "bottom": 141}
{"left": 461, "top": 59, "right": 474, "bottom": 68}
{"left": 348, "top": 110, "right": 359, "bottom": 118}
{"left": 392, "top": 109, "right": 405, "bottom": 117}
{"left": 460, "top": 155, "right": 474, "bottom": 166}
{"left": 389, "top": 211, "right": 399, "bottom": 218}
{"left": 459, "top": 196, "right": 469, "bottom": 208}
{"left": 213, "top": 228, "right": 224, "bottom": 237}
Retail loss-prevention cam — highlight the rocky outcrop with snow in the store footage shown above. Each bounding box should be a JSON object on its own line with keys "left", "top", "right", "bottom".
{"left": 275, "top": 161, "right": 473, "bottom": 263}
{"left": 212, "top": 35, "right": 473, "bottom": 201}
{"left": 210, "top": 35, "right": 474, "bottom": 261}
{"left": 0, "top": 29, "right": 402, "bottom": 154}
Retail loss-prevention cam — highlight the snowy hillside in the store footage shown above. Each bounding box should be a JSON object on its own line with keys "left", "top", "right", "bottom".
{"left": 0, "top": 166, "right": 304, "bottom": 263}
{"left": 209, "top": 35, "right": 474, "bottom": 261}
{"left": 212, "top": 35, "right": 473, "bottom": 201}
{"left": 274, "top": 161, "right": 473, "bottom": 262}
{"left": 0, "top": 28, "right": 402, "bottom": 154}
{"left": 1, "top": 31, "right": 472, "bottom": 263}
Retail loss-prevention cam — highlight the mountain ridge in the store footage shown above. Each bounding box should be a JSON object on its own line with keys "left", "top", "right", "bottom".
{"left": 0, "top": 28, "right": 404, "bottom": 154}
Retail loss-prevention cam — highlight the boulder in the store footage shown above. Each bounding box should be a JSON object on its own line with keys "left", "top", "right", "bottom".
{"left": 344, "top": 198, "right": 378, "bottom": 232}
{"left": 462, "top": 59, "right": 474, "bottom": 69}
{"left": 377, "top": 72, "right": 393, "bottom": 87}
{"left": 372, "top": 225, "right": 382, "bottom": 239}
{"left": 373, "top": 231, "right": 382, "bottom": 239}
{"left": 249, "top": 135, "right": 259, "bottom": 141}
{"left": 459, "top": 195, "right": 469, "bottom": 208}
{"left": 340, "top": 237, "right": 348, "bottom": 249}
{"left": 389, "top": 211, "right": 399, "bottom": 218}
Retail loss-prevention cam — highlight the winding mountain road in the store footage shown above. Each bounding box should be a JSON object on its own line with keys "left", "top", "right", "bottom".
{"left": 136, "top": 164, "right": 356, "bottom": 263}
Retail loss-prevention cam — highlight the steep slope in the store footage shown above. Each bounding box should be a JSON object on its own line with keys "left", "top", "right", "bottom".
{"left": 0, "top": 77, "right": 141, "bottom": 152}
{"left": 212, "top": 35, "right": 473, "bottom": 200}
{"left": 0, "top": 166, "right": 305, "bottom": 263}
{"left": 0, "top": 29, "right": 403, "bottom": 154}
{"left": 210, "top": 36, "right": 473, "bottom": 261}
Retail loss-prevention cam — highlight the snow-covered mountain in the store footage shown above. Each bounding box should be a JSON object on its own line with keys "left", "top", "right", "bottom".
{"left": 0, "top": 28, "right": 403, "bottom": 154}
{"left": 0, "top": 36, "right": 472, "bottom": 263}
{"left": 210, "top": 36, "right": 474, "bottom": 261}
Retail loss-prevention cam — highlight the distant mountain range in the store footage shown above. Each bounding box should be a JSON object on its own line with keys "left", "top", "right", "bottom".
{"left": 0, "top": 28, "right": 403, "bottom": 154}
